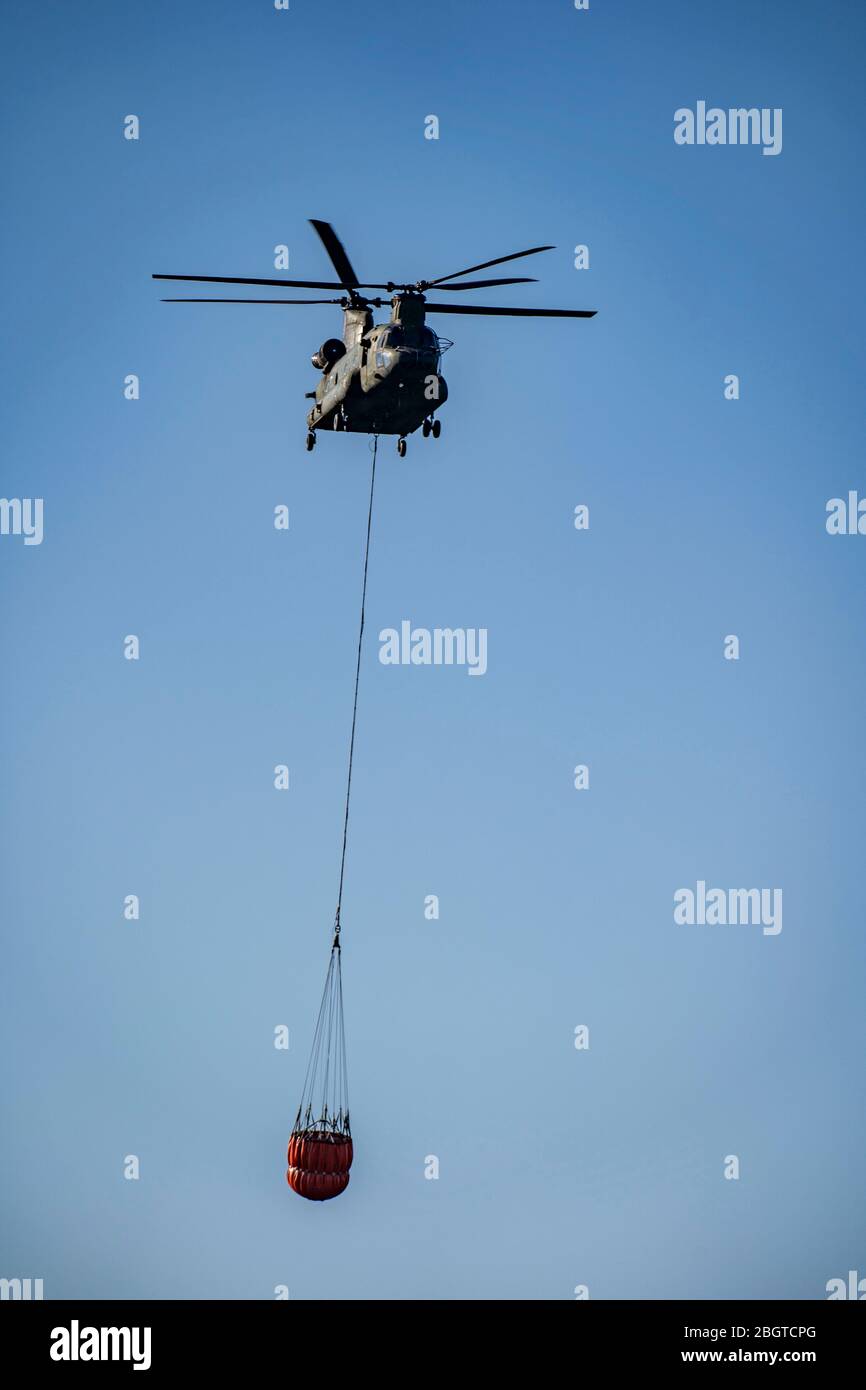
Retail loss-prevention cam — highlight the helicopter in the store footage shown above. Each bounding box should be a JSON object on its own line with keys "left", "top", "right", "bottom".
{"left": 153, "top": 220, "right": 596, "bottom": 456}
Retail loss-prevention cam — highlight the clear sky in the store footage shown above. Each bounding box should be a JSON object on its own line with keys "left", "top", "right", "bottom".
{"left": 2, "top": 0, "right": 864, "bottom": 1300}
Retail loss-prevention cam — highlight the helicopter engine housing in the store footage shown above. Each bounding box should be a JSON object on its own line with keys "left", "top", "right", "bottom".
{"left": 311, "top": 338, "right": 346, "bottom": 371}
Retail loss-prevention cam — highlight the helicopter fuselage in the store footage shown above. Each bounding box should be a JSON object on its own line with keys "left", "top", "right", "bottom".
{"left": 306, "top": 293, "right": 447, "bottom": 438}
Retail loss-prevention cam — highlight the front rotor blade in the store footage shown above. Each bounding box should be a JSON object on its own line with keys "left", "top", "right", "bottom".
{"left": 153, "top": 272, "right": 538, "bottom": 294}
{"left": 424, "top": 302, "right": 596, "bottom": 317}
{"left": 427, "top": 245, "right": 554, "bottom": 286}
{"left": 309, "top": 220, "right": 360, "bottom": 289}
{"left": 160, "top": 297, "right": 348, "bottom": 305}
{"left": 153, "top": 274, "right": 348, "bottom": 290}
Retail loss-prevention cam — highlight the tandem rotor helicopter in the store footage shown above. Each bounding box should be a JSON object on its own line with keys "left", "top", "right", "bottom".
{"left": 153, "top": 220, "right": 596, "bottom": 456}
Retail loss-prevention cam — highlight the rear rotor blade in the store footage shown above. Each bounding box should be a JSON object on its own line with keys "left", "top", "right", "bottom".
{"left": 424, "top": 302, "right": 596, "bottom": 317}
{"left": 418, "top": 276, "right": 537, "bottom": 291}
{"left": 309, "top": 220, "right": 360, "bottom": 289}
{"left": 316, "top": 275, "right": 537, "bottom": 291}
{"left": 154, "top": 274, "right": 348, "bottom": 290}
{"left": 427, "top": 245, "right": 554, "bottom": 286}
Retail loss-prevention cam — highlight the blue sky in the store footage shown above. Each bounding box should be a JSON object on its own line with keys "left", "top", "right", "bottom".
{"left": 2, "top": 0, "right": 865, "bottom": 1299}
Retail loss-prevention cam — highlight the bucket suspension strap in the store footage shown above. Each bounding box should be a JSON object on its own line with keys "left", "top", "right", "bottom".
{"left": 333, "top": 433, "right": 378, "bottom": 949}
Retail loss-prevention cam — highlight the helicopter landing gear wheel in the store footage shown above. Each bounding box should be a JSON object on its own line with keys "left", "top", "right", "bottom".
{"left": 431, "top": 418, "right": 441, "bottom": 439}
{"left": 305, "top": 431, "right": 316, "bottom": 452}
{"left": 422, "top": 418, "right": 432, "bottom": 438}
{"left": 397, "top": 436, "right": 407, "bottom": 458}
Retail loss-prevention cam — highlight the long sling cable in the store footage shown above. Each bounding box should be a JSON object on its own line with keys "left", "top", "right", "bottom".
{"left": 291, "top": 435, "right": 378, "bottom": 1143}
{"left": 333, "top": 432, "right": 378, "bottom": 950}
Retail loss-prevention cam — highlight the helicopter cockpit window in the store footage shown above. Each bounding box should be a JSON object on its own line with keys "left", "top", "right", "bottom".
{"left": 379, "top": 327, "right": 406, "bottom": 348}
